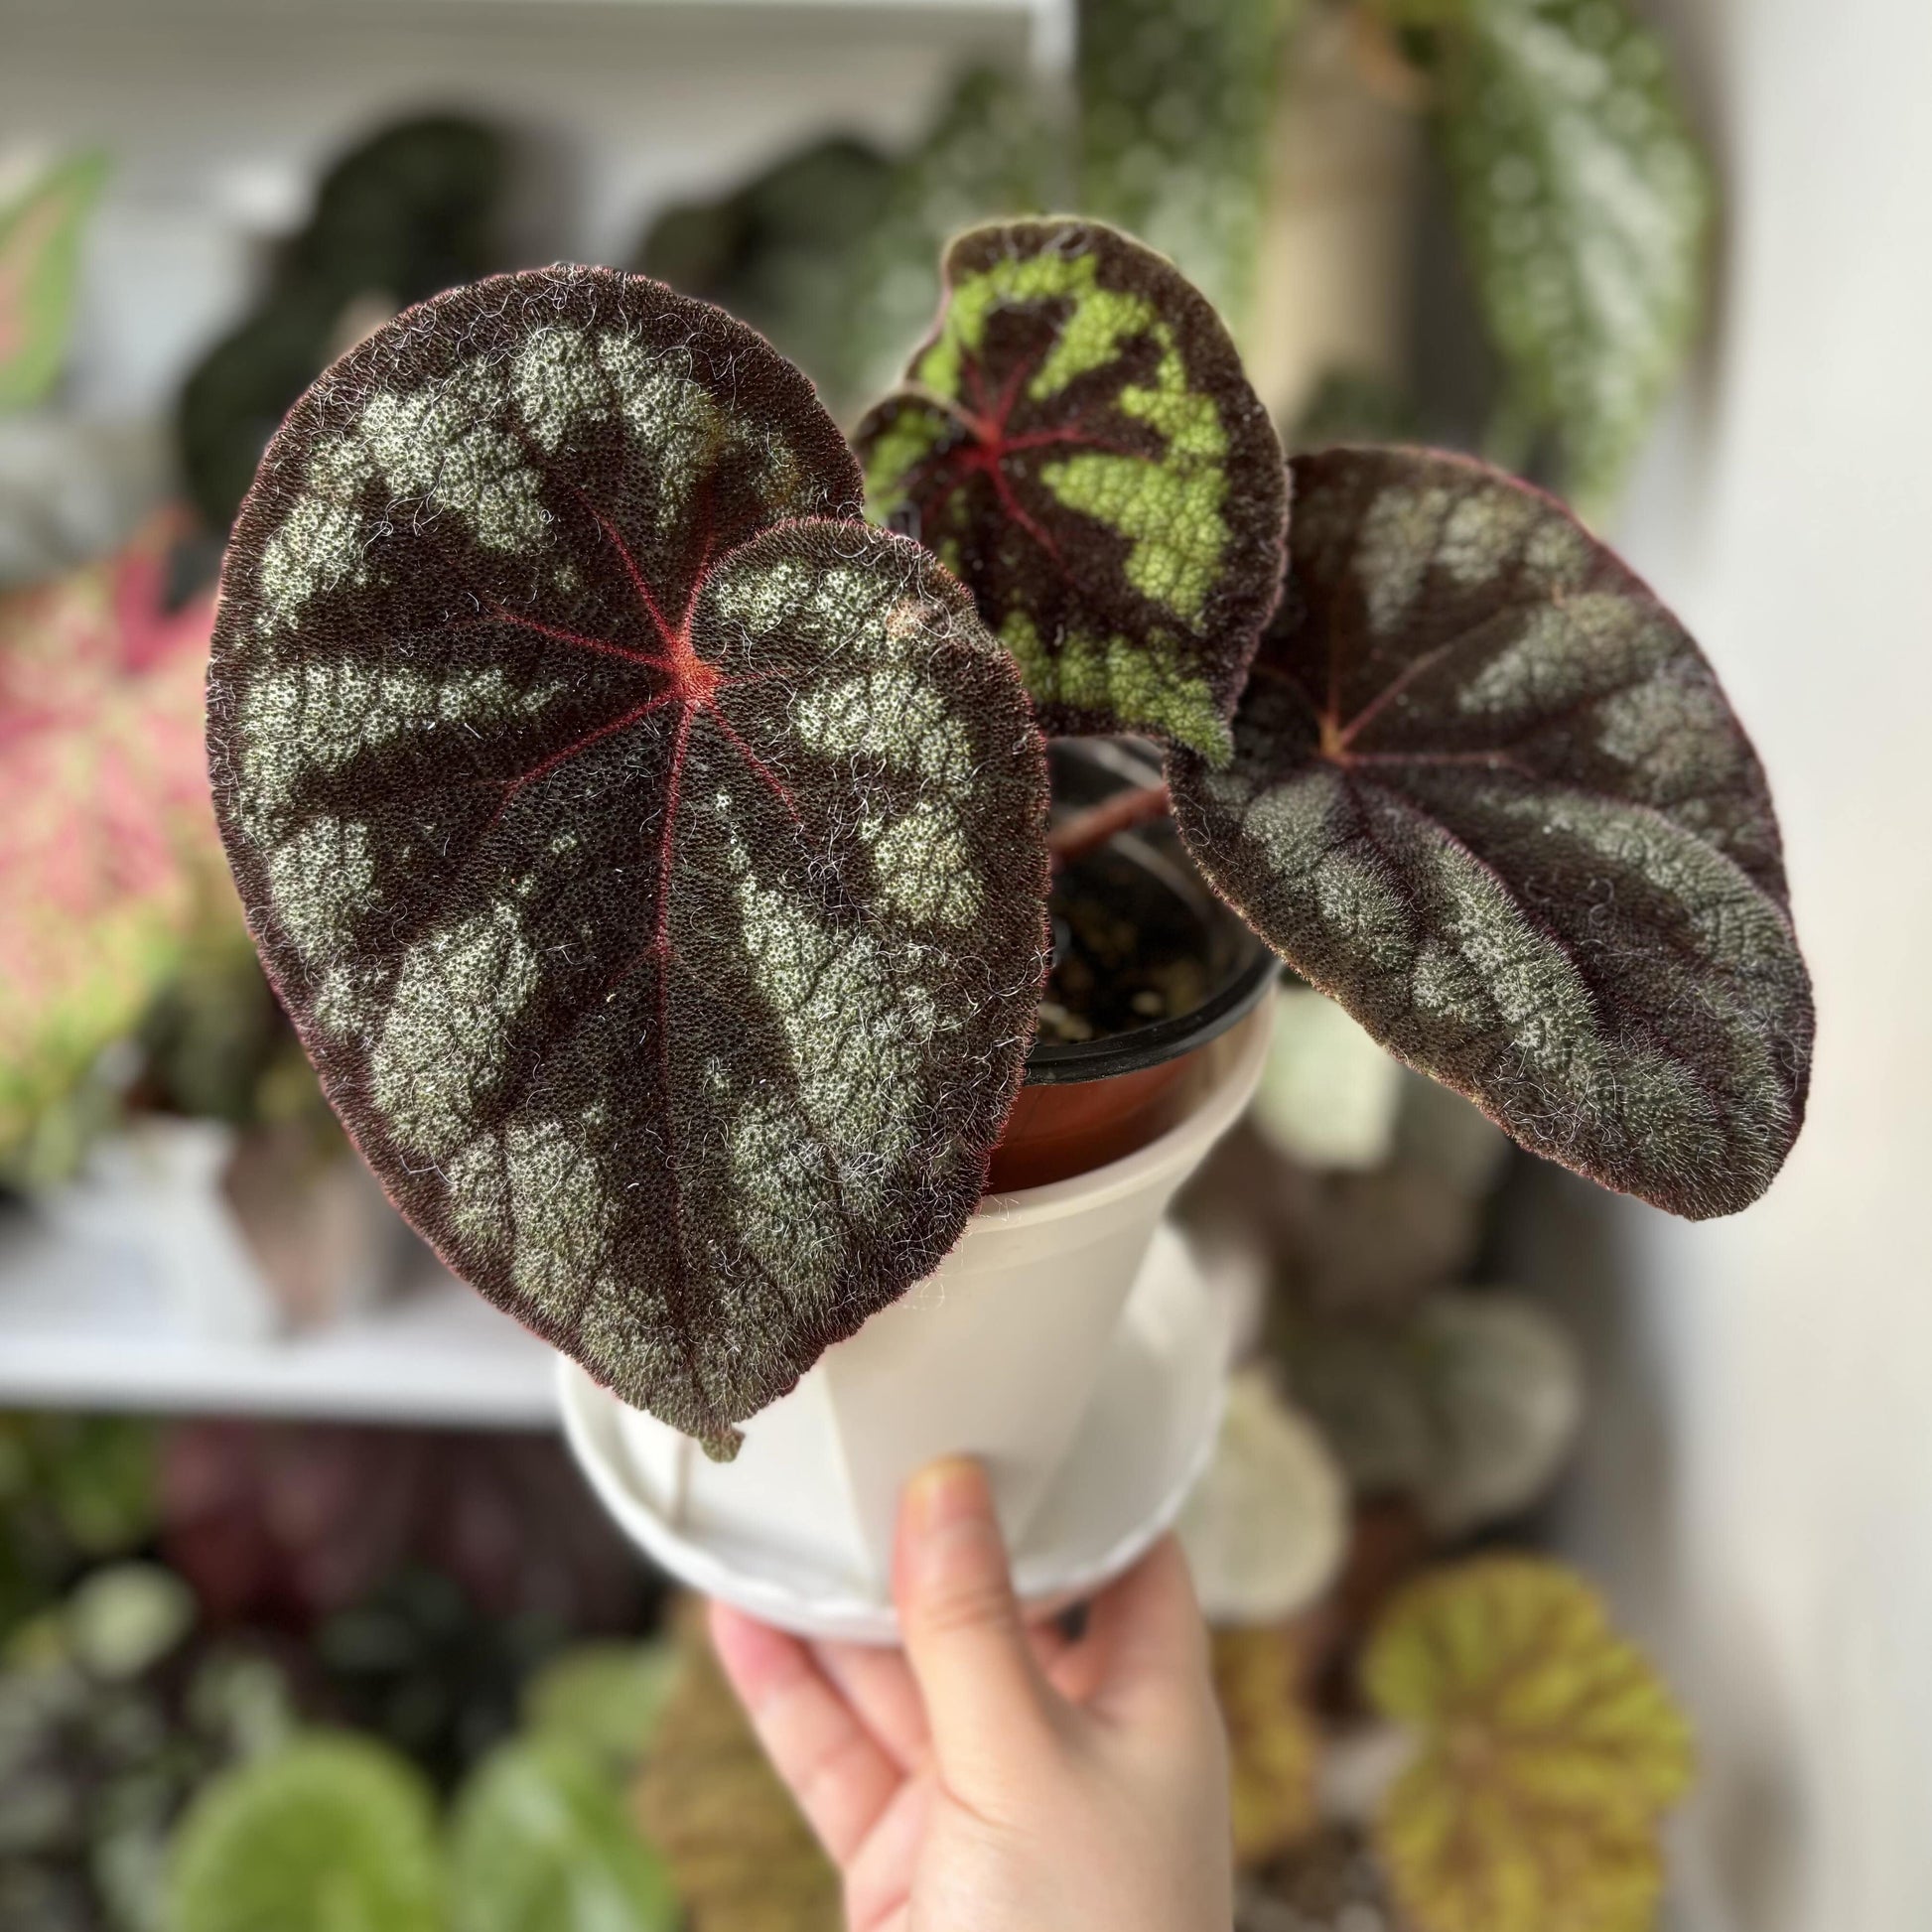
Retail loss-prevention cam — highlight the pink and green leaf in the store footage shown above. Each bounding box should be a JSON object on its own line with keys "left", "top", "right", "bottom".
{"left": 0, "top": 512, "right": 225, "bottom": 1159}
{"left": 854, "top": 218, "right": 1287, "bottom": 759}
{"left": 208, "top": 267, "right": 1049, "bottom": 1448}
{"left": 1169, "top": 446, "right": 1812, "bottom": 1219}
{"left": 0, "top": 150, "right": 108, "bottom": 411}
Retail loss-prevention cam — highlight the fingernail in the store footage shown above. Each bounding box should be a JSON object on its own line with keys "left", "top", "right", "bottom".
{"left": 904, "top": 1455, "right": 989, "bottom": 1540}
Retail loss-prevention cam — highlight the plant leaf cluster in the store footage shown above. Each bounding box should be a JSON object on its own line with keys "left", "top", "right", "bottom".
{"left": 211, "top": 216, "right": 1809, "bottom": 1436}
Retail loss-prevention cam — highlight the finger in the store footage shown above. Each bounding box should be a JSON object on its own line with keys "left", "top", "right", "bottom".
{"left": 893, "top": 1457, "right": 1051, "bottom": 1785}
{"left": 817, "top": 1641, "right": 927, "bottom": 1771}
{"left": 708, "top": 1600, "right": 902, "bottom": 1864}
{"left": 819, "top": 1614, "right": 1069, "bottom": 1773}
{"left": 840, "top": 1773, "right": 932, "bottom": 1932}
{"left": 1080, "top": 1537, "right": 1213, "bottom": 1724}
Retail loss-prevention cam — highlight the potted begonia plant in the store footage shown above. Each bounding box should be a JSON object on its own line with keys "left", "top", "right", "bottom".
{"left": 205, "top": 218, "right": 1811, "bottom": 1632}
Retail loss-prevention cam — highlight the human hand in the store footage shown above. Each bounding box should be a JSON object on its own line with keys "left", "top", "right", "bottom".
{"left": 709, "top": 1456, "right": 1233, "bottom": 1932}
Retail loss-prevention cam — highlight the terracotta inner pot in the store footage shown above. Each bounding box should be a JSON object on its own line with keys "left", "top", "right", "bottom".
{"left": 988, "top": 742, "right": 1275, "bottom": 1195}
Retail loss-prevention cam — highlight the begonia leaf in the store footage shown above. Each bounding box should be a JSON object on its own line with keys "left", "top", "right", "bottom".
{"left": 1077, "top": 0, "right": 1292, "bottom": 338}
{"left": 855, "top": 217, "right": 1287, "bottom": 759}
{"left": 1211, "top": 1621, "right": 1320, "bottom": 1869}
{"left": 449, "top": 1737, "right": 679, "bottom": 1932}
{"left": 631, "top": 1623, "right": 841, "bottom": 1932}
{"left": 208, "top": 266, "right": 1049, "bottom": 1448}
{"left": 1363, "top": 1557, "right": 1693, "bottom": 1932}
{"left": 167, "top": 1733, "right": 444, "bottom": 1932}
{"left": 0, "top": 513, "right": 226, "bottom": 1167}
{"left": 1423, "top": 0, "right": 1713, "bottom": 511}
{"left": 1169, "top": 446, "right": 1812, "bottom": 1219}
{"left": 0, "top": 150, "right": 107, "bottom": 411}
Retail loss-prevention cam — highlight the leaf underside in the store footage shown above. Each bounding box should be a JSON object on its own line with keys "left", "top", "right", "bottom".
{"left": 1169, "top": 446, "right": 1812, "bottom": 1219}
{"left": 210, "top": 266, "right": 1049, "bottom": 1445}
{"left": 1363, "top": 1557, "right": 1693, "bottom": 1932}
{"left": 854, "top": 217, "right": 1287, "bottom": 759}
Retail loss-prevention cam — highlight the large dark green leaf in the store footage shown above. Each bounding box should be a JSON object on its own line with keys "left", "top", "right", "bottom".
{"left": 855, "top": 218, "right": 1287, "bottom": 759}
{"left": 1169, "top": 447, "right": 1811, "bottom": 1219}
{"left": 209, "top": 267, "right": 1049, "bottom": 1447}
{"left": 1425, "top": 0, "right": 1714, "bottom": 511}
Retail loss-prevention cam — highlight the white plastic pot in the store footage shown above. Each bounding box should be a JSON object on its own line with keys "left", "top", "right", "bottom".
{"left": 566, "top": 992, "right": 1275, "bottom": 1638}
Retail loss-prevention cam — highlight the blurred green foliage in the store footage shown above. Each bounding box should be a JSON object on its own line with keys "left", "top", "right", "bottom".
{"left": 0, "top": 1414, "right": 160, "bottom": 1640}
{"left": 177, "top": 117, "right": 509, "bottom": 533}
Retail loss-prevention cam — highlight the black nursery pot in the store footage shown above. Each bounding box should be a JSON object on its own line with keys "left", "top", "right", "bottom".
{"left": 986, "top": 742, "right": 1277, "bottom": 1193}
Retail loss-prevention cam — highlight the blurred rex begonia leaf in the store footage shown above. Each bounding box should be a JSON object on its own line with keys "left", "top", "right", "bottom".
{"left": 1363, "top": 1557, "right": 1693, "bottom": 1932}
{"left": 1421, "top": 0, "right": 1714, "bottom": 512}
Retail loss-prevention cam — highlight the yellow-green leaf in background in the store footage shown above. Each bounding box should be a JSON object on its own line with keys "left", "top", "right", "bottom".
{"left": 0, "top": 151, "right": 107, "bottom": 411}
{"left": 631, "top": 1627, "right": 841, "bottom": 1932}
{"left": 1213, "top": 1622, "right": 1320, "bottom": 1870}
{"left": 450, "top": 1737, "right": 679, "bottom": 1932}
{"left": 1362, "top": 1557, "right": 1693, "bottom": 1932}
{"left": 166, "top": 1733, "right": 444, "bottom": 1932}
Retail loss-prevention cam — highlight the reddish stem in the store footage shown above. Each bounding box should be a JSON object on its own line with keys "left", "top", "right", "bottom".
{"left": 1046, "top": 779, "right": 1173, "bottom": 865}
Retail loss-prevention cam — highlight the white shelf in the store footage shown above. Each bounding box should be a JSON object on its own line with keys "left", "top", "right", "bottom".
{"left": 0, "top": 1209, "right": 559, "bottom": 1430}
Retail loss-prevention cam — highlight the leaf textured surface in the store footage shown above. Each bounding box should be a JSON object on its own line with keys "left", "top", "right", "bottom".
{"left": 209, "top": 266, "right": 1049, "bottom": 1444}
{"left": 1363, "top": 1557, "right": 1693, "bottom": 1932}
{"left": 1170, "top": 446, "right": 1811, "bottom": 1218}
{"left": 856, "top": 218, "right": 1286, "bottom": 758}
{"left": 1431, "top": 0, "right": 1713, "bottom": 510}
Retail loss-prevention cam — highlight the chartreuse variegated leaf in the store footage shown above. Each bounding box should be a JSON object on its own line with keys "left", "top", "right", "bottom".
{"left": 1425, "top": 0, "right": 1714, "bottom": 511}
{"left": 1169, "top": 447, "right": 1812, "bottom": 1220}
{"left": 0, "top": 150, "right": 107, "bottom": 410}
{"left": 167, "top": 1734, "right": 444, "bottom": 1932}
{"left": 208, "top": 266, "right": 1048, "bottom": 1449}
{"left": 855, "top": 218, "right": 1287, "bottom": 759}
{"left": 1363, "top": 1558, "right": 1693, "bottom": 1932}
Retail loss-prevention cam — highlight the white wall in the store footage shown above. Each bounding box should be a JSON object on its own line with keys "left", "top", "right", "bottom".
{"left": 1521, "top": 1, "right": 1932, "bottom": 1926}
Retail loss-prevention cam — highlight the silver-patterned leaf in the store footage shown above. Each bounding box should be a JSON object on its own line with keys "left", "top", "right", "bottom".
{"left": 1170, "top": 446, "right": 1812, "bottom": 1219}
{"left": 208, "top": 267, "right": 1049, "bottom": 1447}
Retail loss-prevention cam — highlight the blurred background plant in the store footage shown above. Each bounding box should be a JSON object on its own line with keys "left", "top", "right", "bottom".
{"left": 0, "top": 0, "right": 1717, "bottom": 1923}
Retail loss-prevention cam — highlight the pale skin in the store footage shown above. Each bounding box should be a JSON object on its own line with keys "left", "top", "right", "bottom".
{"left": 710, "top": 1455, "right": 1234, "bottom": 1932}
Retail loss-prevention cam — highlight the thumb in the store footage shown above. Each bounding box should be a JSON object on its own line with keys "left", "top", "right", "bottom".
{"left": 894, "top": 1456, "right": 1051, "bottom": 1787}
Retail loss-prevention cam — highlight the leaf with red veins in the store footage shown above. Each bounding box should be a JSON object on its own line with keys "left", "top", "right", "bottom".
{"left": 209, "top": 267, "right": 1049, "bottom": 1446}
{"left": 855, "top": 219, "right": 1286, "bottom": 760}
{"left": 1168, "top": 446, "right": 1813, "bottom": 1220}
{"left": 1, "top": 512, "right": 224, "bottom": 1156}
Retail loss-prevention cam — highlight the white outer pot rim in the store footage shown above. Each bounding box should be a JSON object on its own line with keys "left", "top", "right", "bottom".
{"left": 977, "top": 989, "right": 1275, "bottom": 1228}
